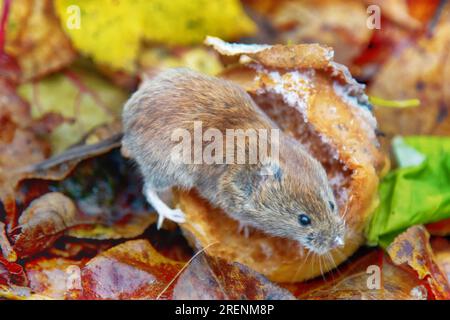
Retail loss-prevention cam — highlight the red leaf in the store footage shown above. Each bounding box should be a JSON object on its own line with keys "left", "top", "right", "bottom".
{"left": 172, "top": 254, "right": 295, "bottom": 300}
{"left": 80, "top": 240, "right": 183, "bottom": 300}
{"left": 10, "top": 192, "right": 80, "bottom": 258}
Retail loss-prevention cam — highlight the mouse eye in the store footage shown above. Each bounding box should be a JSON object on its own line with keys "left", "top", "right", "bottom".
{"left": 329, "top": 201, "right": 335, "bottom": 211}
{"left": 298, "top": 214, "right": 311, "bottom": 226}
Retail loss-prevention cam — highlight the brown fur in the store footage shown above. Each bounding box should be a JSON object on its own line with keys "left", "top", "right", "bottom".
{"left": 122, "top": 68, "right": 345, "bottom": 254}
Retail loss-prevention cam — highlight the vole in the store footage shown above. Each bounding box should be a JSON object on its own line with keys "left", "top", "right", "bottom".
{"left": 121, "top": 68, "right": 345, "bottom": 255}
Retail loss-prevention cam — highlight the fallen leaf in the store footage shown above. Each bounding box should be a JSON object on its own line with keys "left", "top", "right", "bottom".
{"left": 6, "top": 146, "right": 155, "bottom": 259}
{"left": 18, "top": 66, "right": 127, "bottom": 155}
{"left": 369, "top": 2, "right": 450, "bottom": 140}
{"left": 9, "top": 192, "right": 79, "bottom": 258}
{"left": 25, "top": 257, "right": 85, "bottom": 299}
{"left": 387, "top": 226, "right": 450, "bottom": 300}
{"left": 172, "top": 254, "right": 295, "bottom": 300}
{"left": 366, "top": 136, "right": 450, "bottom": 247}
{"left": 0, "top": 284, "right": 51, "bottom": 300}
{"left": 284, "top": 250, "right": 427, "bottom": 300}
{"left": 52, "top": 149, "right": 156, "bottom": 240}
{"left": 80, "top": 240, "right": 183, "bottom": 300}
{"left": 0, "top": 256, "right": 28, "bottom": 287}
{"left": 139, "top": 47, "right": 223, "bottom": 77}
{"left": 431, "top": 237, "right": 450, "bottom": 282}
{"left": 252, "top": 0, "right": 372, "bottom": 65}
{"left": 2, "top": 0, "right": 76, "bottom": 81}
{"left": 364, "top": 0, "right": 421, "bottom": 29}
{"left": 54, "top": 0, "right": 255, "bottom": 71}
{"left": 0, "top": 221, "right": 15, "bottom": 261}
{"left": 79, "top": 239, "right": 293, "bottom": 300}
{"left": 0, "top": 66, "right": 54, "bottom": 226}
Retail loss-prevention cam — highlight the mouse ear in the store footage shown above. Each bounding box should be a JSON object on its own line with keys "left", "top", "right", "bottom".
{"left": 232, "top": 164, "right": 265, "bottom": 197}
{"left": 259, "top": 162, "right": 282, "bottom": 182}
{"left": 234, "top": 161, "right": 282, "bottom": 197}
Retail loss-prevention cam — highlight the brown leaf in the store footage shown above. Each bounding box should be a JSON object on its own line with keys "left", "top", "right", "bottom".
{"left": 2, "top": 139, "right": 156, "bottom": 259}
{"left": 285, "top": 250, "right": 427, "bottom": 300}
{"left": 10, "top": 192, "right": 79, "bottom": 258}
{"left": 172, "top": 254, "right": 295, "bottom": 300}
{"left": 387, "top": 226, "right": 450, "bottom": 300}
{"left": 0, "top": 221, "right": 15, "bottom": 261}
{"left": 4, "top": 0, "right": 76, "bottom": 81}
{"left": 369, "top": 2, "right": 450, "bottom": 142}
{"left": 364, "top": 0, "right": 421, "bottom": 29}
{"left": 25, "top": 257, "right": 85, "bottom": 299}
{"left": 78, "top": 239, "right": 293, "bottom": 300}
{"left": 0, "top": 78, "right": 52, "bottom": 226}
{"left": 80, "top": 240, "right": 183, "bottom": 300}
{"left": 266, "top": 0, "right": 373, "bottom": 65}
{"left": 431, "top": 237, "right": 450, "bottom": 284}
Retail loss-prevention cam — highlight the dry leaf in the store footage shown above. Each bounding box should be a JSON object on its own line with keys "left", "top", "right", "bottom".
{"left": 245, "top": 0, "right": 372, "bottom": 65}
{"left": 285, "top": 250, "right": 427, "bottom": 300}
{"left": 3, "top": 0, "right": 76, "bottom": 81}
{"left": 10, "top": 192, "right": 79, "bottom": 258}
{"left": 10, "top": 149, "right": 155, "bottom": 252}
{"left": 364, "top": 0, "right": 421, "bottom": 29}
{"left": 173, "top": 254, "right": 295, "bottom": 300}
{"left": 80, "top": 240, "right": 183, "bottom": 300}
{"left": 0, "top": 221, "right": 15, "bottom": 261}
{"left": 431, "top": 237, "right": 450, "bottom": 282}
{"left": 369, "top": 3, "right": 450, "bottom": 140}
{"left": 18, "top": 67, "right": 127, "bottom": 155}
{"left": 387, "top": 226, "right": 450, "bottom": 300}
{"left": 25, "top": 257, "right": 85, "bottom": 299}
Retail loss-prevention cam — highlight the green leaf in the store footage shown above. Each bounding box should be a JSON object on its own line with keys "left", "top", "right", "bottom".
{"left": 366, "top": 136, "right": 450, "bottom": 248}
{"left": 392, "top": 136, "right": 426, "bottom": 168}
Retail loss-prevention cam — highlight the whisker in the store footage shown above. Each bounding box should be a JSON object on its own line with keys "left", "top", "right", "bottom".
{"left": 326, "top": 252, "right": 341, "bottom": 280}
{"left": 318, "top": 255, "right": 326, "bottom": 281}
{"left": 293, "top": 249, "right": 312, "bottom": 282}
{"left": 310, "top": 254, "right": 316, "bottom": 280}
{"left": 341, "top": 195, "right": 353, "bottom": 220}
{"left": 324, "top": 252, "right": 336, "bottom": 281}
{"left": 156, "top": 241, "right": 219, "bottom": 300}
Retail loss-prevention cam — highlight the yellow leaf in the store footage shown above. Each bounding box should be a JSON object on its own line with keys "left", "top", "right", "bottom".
{"left": 54, "top": 0, "right": 143, "bottom": 72}
{"left": 54, "top": 0, "right": 256, "bottom": 71}
{"left": 139, "top": 47, "right": 223, "bottom": 76}
{"left": 18, "top": 66, "right": 127, "bottom": 154}
{"left": 139, "top": 0, "right": 256, "bottom": 45}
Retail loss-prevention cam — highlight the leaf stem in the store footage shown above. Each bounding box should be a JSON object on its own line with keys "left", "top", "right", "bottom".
{"left": 369, "top": 96, "right": 421, "bottom": 108}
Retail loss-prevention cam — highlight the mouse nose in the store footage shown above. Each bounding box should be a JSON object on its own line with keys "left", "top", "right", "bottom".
{"left": 330, "top": 236, "right": 344, "bottom": 249}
